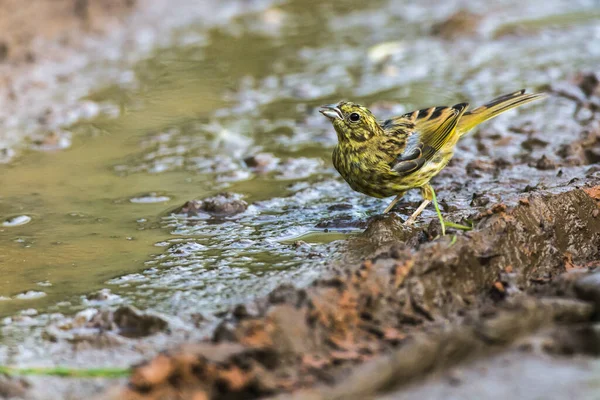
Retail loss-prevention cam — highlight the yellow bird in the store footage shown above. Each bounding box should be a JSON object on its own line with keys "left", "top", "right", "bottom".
{"left": 320, "top": 90, "right": 546, "bottom": 233}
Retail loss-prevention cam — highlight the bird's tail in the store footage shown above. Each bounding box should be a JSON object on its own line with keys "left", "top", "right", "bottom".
{"left": 457, "top": 90, "right": 547, "bottom": 134}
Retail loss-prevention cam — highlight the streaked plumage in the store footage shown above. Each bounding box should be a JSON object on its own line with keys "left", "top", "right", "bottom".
{"left": 320, "top": 90, "right": 546, "bottom": 227}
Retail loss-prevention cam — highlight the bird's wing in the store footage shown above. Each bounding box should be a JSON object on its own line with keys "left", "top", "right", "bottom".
{"left": 385, "top": 103, "right": 469, "bottom": 176}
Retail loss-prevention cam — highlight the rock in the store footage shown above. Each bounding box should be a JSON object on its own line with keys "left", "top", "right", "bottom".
{"left": 175, "top": 193, "right": 248, "bottom": 217}
{"left": 47, "top": 306, "right": 169, "bottom": 343}
{"left": 0, "top": 375, "right": 29, "bottom": 398}
{"left": 470, "top": 192, "right": 491, "bottom": 207}
{"left": 466, "top": 159, "right": 496, "bottom": 177}
{"left": 534, "top": 155, "right": 556, "bottom": 170}
{"left": 431, "top": 10, "right": 481, "bottom": 39}
{"left": 556, "top": 127, "right": 600, "bottom": 165}
{"left": 521, "top": 137, "right": 548, "bottom": 151}
{"left": 573, "top": 72, "right": 600, "bottom": 98}
{"left": 110, "top": 306, "right": 169, "bottom": 338}
{"left": 244, "top": 153, "right": 279, "bottom": 173}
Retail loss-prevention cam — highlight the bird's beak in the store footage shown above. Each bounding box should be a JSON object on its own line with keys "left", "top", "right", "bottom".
{"left": 319, "top": 104, "right": 343, "bottom": 120}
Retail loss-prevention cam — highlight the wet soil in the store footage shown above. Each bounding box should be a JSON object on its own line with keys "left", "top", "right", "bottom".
{"left": 0, "top": 0, "right": 136, "bottom": 161}
{"left": 107, "top": 183, "right": 600, "bottom": 400}
{"left": 0, "top": 0, "right": 272, "bottom": 162}
{"left": 1, "top": 0, "right": 600, "bottom": 399}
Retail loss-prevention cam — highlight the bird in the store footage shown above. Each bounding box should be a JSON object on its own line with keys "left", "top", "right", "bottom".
{"left": 320, "top": 89, "right": 546, "bottom": 234}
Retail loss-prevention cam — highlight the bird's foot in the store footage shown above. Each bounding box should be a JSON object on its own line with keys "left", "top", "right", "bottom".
{"left": 401, "top": 187, "right": 472, "bottom": 234}
{"left": 438, "top": 219, "right": 473, "bottom": 236}
{"left": 403, "top": 216, "right": 416, "bottom": 226}
{"left": 403, "top": 199, "right": 430, "bottom": 226}
{"left": 430, "top": 189, "right": 471, "bottom": 235}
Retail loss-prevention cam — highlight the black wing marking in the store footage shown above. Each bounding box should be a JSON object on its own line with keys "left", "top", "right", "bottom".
{"left": 391, "top": 102, "right": 469, "bottom": 176}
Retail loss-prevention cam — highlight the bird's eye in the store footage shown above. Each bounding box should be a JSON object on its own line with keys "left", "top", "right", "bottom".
{"left": 349, "top": 112, "right": 360, "bottom": 122}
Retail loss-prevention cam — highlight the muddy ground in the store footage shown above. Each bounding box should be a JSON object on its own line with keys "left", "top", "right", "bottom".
{"left": 0, "top": 1, "right": 600, "bottom": 400}
{"left": 0, "top": 0, "right": 268, "bottom": 163}
{"left": 112, "top": 71, "right": 600, "bottom": 398}
{"left": 107, "top": 185, "right": 600, "bottom": 400}
{"left": 108, "top": 78, "right": 600, "bottom": 398}
{"left": 0, "top": 0, "right": 136, "bottom": 161}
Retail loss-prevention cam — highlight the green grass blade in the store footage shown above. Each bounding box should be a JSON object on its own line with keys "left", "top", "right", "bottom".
{"left": 0, "top": 366, "right": 130, "bottom": 378}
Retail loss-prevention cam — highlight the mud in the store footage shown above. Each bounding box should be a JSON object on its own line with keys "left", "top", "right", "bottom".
{"left": 0, "top": 0, "right": 272, "bottom": 163}
{"left": 0, "top": 375, "right": 29, "bottom": 399}
{"left": 0, "top": 0, "right": 136, "bottom": 162}
{"left": 430, "top": 10, "right": 482, "bottom": 40}
{"left": 108, "top": 184, "right": 600, "bottom": 400}
{"left": 1, "top": 0, "right": 600, "bottom": 399}
{"left": 0, "top": 0, "right": 135, "bottom": 63}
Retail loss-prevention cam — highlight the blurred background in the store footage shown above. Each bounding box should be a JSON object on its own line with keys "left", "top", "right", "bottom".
{"left": 0, "top": 0, "right": 598, "bottom": 392}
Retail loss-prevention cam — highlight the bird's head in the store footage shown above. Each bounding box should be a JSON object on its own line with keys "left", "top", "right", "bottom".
{"left": 319, "top": 101, "right": 382, "bottom": 143}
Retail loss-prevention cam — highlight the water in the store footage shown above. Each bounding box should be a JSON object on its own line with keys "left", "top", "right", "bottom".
{"left": 0, "top": 0, "right": 599, "bottom": 367}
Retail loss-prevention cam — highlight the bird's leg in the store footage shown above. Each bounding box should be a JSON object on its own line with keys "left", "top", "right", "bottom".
{"left": 429, "top": 185, "right": 472, "bottom": 235}
{"left": 404, "top": 199, "right": 431, "bottom": 225}
{"left": 405, "top": 184, "right": 434, "bottom": 226}
{"left": 429, "top": 185, "right": 447, "bottom": 236}
{"left": 383, "top": 192, "right": 405, "bottom": 214}
{"left": 395, "top": 186, "right": 472, "bottom": 234}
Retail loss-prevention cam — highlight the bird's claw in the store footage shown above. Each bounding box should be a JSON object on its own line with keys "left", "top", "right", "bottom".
{"left": 403, "top": 218, "right": 416, "bottom": 226}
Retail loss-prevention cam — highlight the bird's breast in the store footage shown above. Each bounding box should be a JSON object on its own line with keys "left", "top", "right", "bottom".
{"left": 332, "top": 143, "right": 405, "bottom": 198}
